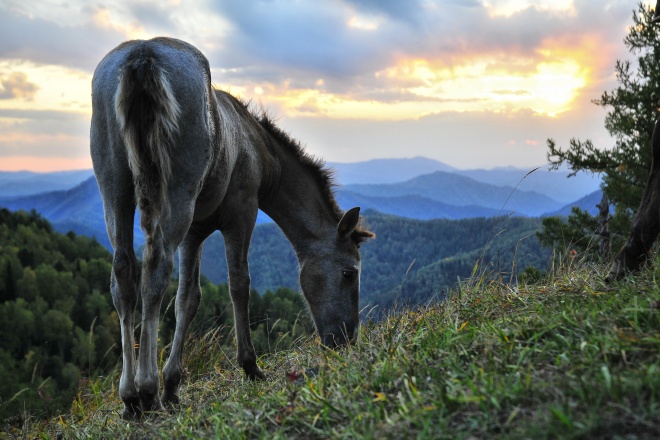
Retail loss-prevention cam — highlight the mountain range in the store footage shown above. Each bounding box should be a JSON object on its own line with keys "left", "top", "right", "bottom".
{"left": 342, "top": 170, "right": 563, "bottom": 217}
{"left": 0, "top": 157, "right": 602, "bottom": 251}
{"left": 330, "top": 156, "right": 601, "bottom": 204}
{"left": 0, "top": 169, "right": 94, "bottom": 198}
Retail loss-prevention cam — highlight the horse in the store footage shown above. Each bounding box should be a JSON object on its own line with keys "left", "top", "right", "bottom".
{"left": 90, "top": 37, "right": 374, "bottom": 419}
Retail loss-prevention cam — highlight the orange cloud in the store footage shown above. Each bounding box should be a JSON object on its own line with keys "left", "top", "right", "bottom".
{"left": 0, "top": 72, "right": 39, "bottom": 100}
{"left": 91, "top": 7, "right": 146, "bottom": 39}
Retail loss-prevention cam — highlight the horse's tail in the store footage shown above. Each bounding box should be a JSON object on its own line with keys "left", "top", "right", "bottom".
{"left": 114, "top": 48, "right": 180, "bottom": 244}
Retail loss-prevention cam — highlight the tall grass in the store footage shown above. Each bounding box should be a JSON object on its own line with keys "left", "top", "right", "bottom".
{"left": 5, "top": 250, "right": 659, "bottom": 439}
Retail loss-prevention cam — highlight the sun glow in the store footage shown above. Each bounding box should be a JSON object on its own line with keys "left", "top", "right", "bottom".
{"left": 252, "top": 60, "right": 588, "bottom": 120}
{"left": 245, "top": 34, "right": 595, "bottom": 120}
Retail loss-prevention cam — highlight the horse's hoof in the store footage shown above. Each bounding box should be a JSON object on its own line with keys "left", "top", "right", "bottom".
{"left": 245, "top": 367, "right": 266, "bottom": 381}
{"left": 162, "top": 391, "right": 180, "bottom": 410}
{"left": 138, "top": 394, "right": 165, "bottom": 416}
{"left": 120, "top": 396, "right": 142, "bottom": 420}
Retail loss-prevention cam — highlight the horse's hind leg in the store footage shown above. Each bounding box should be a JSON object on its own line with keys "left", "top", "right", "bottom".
{"left": 162, "top": 228, "right": 209, "bottom": 406}
{"left": 135, "top": 195, "right": 196, "bottom": 413}
{"left": 97, "top": 174, "right": 142, "bottom": 419}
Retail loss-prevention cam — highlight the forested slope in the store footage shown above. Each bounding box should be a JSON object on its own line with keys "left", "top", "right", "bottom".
{"left": 200, "top": 211, "right": 550, "bottom": 310}
{"left": 0, "top": 208, "right": 117, "bottom": 420}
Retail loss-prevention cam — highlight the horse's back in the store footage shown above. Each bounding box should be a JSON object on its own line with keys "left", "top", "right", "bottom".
{"left": 93, "top": 38, "right": 210, "bottom": 95}
{"left": 92, "top": 37, "right": 213, "bottom": 140}
{"left": 91, "top": 38, "right": 218, "bottom": 204}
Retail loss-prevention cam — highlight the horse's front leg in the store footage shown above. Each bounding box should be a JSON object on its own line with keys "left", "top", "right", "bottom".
{"left": 162, "top": 229, "right": 209, "bottom": 406}
{"left": 223, "top": 204, "right": 265, "bottom": 380}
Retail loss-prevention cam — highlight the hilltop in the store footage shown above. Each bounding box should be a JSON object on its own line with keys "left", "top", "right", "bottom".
{"left": 11, "top": 259, "right": 660, "bottom": 439}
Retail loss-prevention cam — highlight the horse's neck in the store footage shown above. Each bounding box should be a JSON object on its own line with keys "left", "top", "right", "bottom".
{"left": 259, "top": 155, "right": 336, "bottom": 258}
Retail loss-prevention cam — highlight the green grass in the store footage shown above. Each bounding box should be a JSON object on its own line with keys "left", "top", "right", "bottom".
{"left": 6, "top": 259, "right": 660, "bottom": 439}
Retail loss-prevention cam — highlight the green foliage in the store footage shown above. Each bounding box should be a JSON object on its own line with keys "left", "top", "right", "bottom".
{"left": 536, "top": 207, "right": 600, "bottom": 256}
{"left": 0, "top": 208, "right": 117, "bottom": 421}
{"left": 359, "top": 212, "right": 550, "bottom": 309}
{"left": 545, "top": 3, "right": 660, "bottom": 250}
{"left": 20, "top": 259, "right": 660, "bottom": 438}
{"left": 0, "top": 206, "right": 552, "bottom": 427}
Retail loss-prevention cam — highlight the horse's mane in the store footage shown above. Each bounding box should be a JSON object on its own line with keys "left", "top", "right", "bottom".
{"left": 245, "top": 103, "right": 373, "bottom": 243}
{"left": 255, "top": 113, "right": 344, "bottom": 224}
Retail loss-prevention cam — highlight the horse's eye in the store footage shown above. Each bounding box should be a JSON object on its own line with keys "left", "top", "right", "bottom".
{"left": 342, "top": 270, "right": 356, "bottom": 281}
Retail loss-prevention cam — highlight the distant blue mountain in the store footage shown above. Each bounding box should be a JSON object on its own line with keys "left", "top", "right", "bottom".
{"left": 0, "top": 158, "right": 601, "bottom": 207}
{"left": 0, "top": 169, "right": 94, "bottom": 198}
{"left": 0, "top": 177, "right": 115, "bottom": 249}
{"left": 454, "top": 165, "right": 601, "bottom": 205}
{"left": 336, "top": 190, "right": 503, "bottom": 220}
{"left": 344, "top": 170, "right": 564, "bottom": 217}
{"left": 328, "top": 158, "right": 601, "bottom": 204}
{"left": 0, "top": 177, "right": 296, "bottom": 250}
{"left": 329, "top": 156, "right": 455, "bottom": 184}
{"left": 543, "top": 190, "right": 608, "bottom": 217}
{"left": 0, "top": 158, "right": 601, "bottom": 249}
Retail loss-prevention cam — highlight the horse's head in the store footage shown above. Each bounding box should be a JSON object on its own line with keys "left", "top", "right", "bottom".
{"left": 299, "top": 207, "right": 374, "bottom": 347}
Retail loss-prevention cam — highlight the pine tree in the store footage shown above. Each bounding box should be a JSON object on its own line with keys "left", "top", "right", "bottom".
{"left": 541, "top": 3, "right": 660, "bottom": 253}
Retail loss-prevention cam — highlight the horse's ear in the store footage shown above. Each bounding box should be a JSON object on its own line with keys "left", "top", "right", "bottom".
{"left": 338, "top": 207, "right": 375, "bottom": 245}
{"left": 337, "top": 207, "right": 361, "bottom": 241}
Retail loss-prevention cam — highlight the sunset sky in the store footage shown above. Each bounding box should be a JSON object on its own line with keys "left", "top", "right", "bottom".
{"left": 0, "top": 0, "right": 651, "bottom": 172}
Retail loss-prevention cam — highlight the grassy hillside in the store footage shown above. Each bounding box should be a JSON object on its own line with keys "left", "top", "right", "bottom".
{"left": 11, "top": 257, "right": 660, "bottom": 439}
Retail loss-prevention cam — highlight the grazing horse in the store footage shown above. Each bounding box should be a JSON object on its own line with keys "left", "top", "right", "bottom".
{"left": 91, "top": 37, "right": 374, "bottom": 419}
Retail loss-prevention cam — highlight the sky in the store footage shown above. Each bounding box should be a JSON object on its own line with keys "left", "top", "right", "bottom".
{"left": 0, "top": 0, "right": 652, "bottom": 172}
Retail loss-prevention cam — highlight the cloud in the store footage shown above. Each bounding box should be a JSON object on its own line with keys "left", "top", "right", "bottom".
{"left": 207, "top": 0, "right": 394, "bottom": 81}
{"left": 0, "top": 4, "right": 127, "bottom": 71}
{"left": 339, "top": 0, "right": 425, "bottom": 24}
{"left": 0, "top": 72, "right": 39, "bottom": 100}
{"left": 0, "top": 109, "right": 90, "bottom": 158}
{"left": 202, "top": 0, "right": 633, "bottom": 121}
